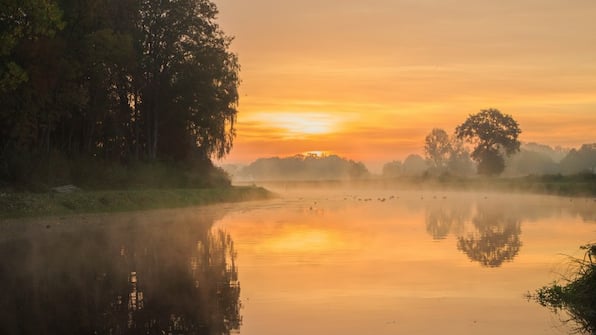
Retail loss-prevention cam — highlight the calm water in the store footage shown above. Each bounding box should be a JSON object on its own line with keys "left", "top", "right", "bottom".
{"left": 1, "top": 187, "right": 595, "bottom": 334}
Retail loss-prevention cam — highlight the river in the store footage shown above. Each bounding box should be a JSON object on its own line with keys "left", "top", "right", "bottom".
{"left": 1, "top": 187, "right": 594, "bottom": 334}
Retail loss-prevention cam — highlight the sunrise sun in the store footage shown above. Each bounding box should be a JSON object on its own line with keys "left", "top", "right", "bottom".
{"left": 251, "top": 112, "right": 340, "bottom": 138}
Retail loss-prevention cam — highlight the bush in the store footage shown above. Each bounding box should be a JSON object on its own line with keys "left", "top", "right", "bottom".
{"left": 529, "top": 244, "right": 596, "bottom": 334}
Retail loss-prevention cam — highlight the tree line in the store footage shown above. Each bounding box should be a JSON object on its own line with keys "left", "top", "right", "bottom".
{"left": 234, "top": 153, "right": 370, "bottom": 181}
{"left": 384, "top": 109, "right": 595, "bottom": 178}
{"left": 1, "top": 0, "right": 238, "bottom": 188}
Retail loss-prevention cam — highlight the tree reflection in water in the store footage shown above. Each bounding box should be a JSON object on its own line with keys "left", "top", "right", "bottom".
{"left": 0, "top": 213, "right": 241, "bottom": 335}
{"left": 424, "top": 199, "right": 522, "bottom": 267}
{"left": 457, "top": 205, "right": 522, "bottom": 267}
{"left": 425, "top": 201, "right": 471, "bottom": 240}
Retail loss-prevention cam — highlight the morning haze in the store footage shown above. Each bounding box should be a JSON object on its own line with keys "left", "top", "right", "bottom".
{"left": 0, "top": 0, "right": 595, "bottom": 334}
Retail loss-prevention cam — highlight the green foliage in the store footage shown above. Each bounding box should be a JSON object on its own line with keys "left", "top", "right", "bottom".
{"left": 456, "top": 109, "right": 521, "bottom": 176}
{"left": 0, "top": 0, "right": 64, "bottom": 91}
{"left": 0, "top": 0, "right": 238, "bottom": 188}
{"left": 0, "top": 186, "right": 272, "bottom": 218}
{"left": 530, "top": 244, "right": 596, "bottom": 334}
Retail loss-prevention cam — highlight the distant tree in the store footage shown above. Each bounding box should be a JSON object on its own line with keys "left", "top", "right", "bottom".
{"left": 559, "top": 143, "right": 596, "bottom": 175}
{"left": 238, "top": 154, "right": 370, "bottom": 181}
{"left": 424, "top": 128, "right": 452, "bottom": 172}
{"left": 382, "top": 160, "right": 402, "bottom": 178}
{"left": 455, "top": 109, "right": 521, "bottom": 176}
{"left": 504, "top": 149, "right": 559, "bottom": 176}
{"left": 522, "top": 142, "right": 568, "bottom": 162}
{"left": 446, "top": 137, "right": 475, "bottom": 176}
{"left": 402, "top": 154, "right": 428, "bottom": 176}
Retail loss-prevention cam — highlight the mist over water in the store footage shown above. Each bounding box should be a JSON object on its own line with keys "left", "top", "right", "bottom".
{"left": 216, "top": 186, "right": 595, "bottom": 335}
{"left": 1, "top": 187, "right": 595, "bottom": 334}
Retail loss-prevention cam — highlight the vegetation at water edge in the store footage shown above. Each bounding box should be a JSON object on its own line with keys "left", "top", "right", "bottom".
{"left": 529, "top": 244, "right": 596, "bottom": 334}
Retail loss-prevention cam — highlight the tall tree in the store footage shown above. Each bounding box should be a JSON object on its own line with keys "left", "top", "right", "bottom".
{"left": 446, "top": 137, "right": 475, "bottom": 177}
{"left": 0, "top": 0, "right": 67, "bottom": 182}
{"left": 137, "top": 0, "right": 239, "bottom": 162}
{"left": 1, "top": 0, "right": 239, "bottom": 187}
{"left": 455, "top": 109, "right": 521, "bottom": 176}
{"left": 424, "top": 128, "right": 452, "bottom": 172}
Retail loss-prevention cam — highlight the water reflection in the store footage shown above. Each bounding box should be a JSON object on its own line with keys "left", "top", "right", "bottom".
{"left": 0, "top": 211, "right": 241, "bottom": 335}
{"left": 425, "top": 201, "right": 470, "bottom": 240}
{"left": 424, "top": 198, "right": 522, "bottom": 267}
{"left": 457, "top": 204, "right": 522, "bottom": 267}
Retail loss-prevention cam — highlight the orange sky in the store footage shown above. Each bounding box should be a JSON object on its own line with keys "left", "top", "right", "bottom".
{"left": 213, "top": 0, "right": 596, "bottom": 171}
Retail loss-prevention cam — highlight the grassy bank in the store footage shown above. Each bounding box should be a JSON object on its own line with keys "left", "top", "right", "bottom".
{"left": 0, "top": 186, "right": 273, "bottom": 219}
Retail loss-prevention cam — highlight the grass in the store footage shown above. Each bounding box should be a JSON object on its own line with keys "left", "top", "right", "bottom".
{"left": 0, "top": 186, "right": 273, "bottom": 219}
{"left": 528, "top": 244, "right": 596, "bottom": 334}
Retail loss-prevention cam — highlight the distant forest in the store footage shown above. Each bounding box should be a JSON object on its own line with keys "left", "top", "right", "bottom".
{"left": 227, "top": 110, "right": 594, "bottom": 182}
{"left": 1, "top": 0, "right": 238, "bottom": 189}
{"left": 383, "top": 142, "right": 596, "bottom": 179}
{"left": 226, "top": 142, "right": 596, "bottom": 182}
{"left": 232, "top": 154, "right": 369, "bottom": 181}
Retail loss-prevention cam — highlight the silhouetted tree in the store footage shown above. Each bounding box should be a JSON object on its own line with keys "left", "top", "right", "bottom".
{"left": 0, "top": 0, "right": 239, "bottom": 187}
{"left": 455, "top": 109, "right": 521, "bottom": 176}
{"left": 424, "top": 128, "right": 451, "bottom": 172}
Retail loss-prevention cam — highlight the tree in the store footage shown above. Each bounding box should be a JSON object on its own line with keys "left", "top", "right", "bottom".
{"left": 238, "top": 154, "right": 369, "bottom": 181}
{"left": 382, "top": 160, "right": 402, "bottom": 178}
{"left": 137, "top": 0, "right": 239, "bottom": 162}
{"left": 446, "top": 137, "right": 475, "bottom": 177}
{"left": 559, "top": 143, "right": 596, "bottom": 175}
{"left": 401, "top": 154, "right": 428, "bottom": 176}
{"left": 424, "top": 128, "right": 452, "bottom": 172}
{"left": 455, "top": 109, "right": 521, "bottom": 176}
{"left": 0, "top": 0, "right": 64, "bottom": 92}
{"left": 0, "top": 0, "right": 240, "bottom": 187}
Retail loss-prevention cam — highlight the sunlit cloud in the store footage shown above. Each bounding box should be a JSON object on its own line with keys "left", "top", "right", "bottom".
{"left": 243, "top": 112, "right": 347, "bottom": 139}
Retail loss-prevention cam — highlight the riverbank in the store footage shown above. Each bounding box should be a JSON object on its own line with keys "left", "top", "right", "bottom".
{"left": 412, "top": 173, "right": 596, "bottom": 197}
{"left": 0, "top": 186, "right": 273, "bottom": 219}
{"left": 530, "top": 243, "right": 596, "bottom": 334}
{"left": 249, "top": 173, "right": 596, "bottom": 197}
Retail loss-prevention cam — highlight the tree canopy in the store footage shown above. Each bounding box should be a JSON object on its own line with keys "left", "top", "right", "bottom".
{"left": 455, "top": 109, "right": 521, "bottom": 176}
{"left": 236, "top": 154, "right": 369, "bottom": 181}
{"left": 424, "top": 128, "right": 452, "bottom": 172}
{"left": 0, "top": 0, "right": 239, "bottom": 188}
